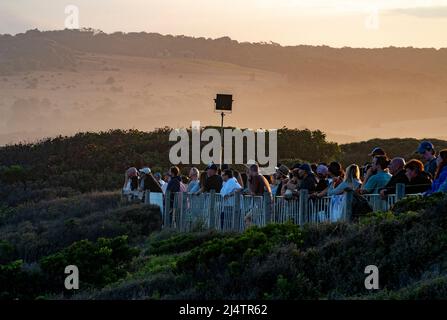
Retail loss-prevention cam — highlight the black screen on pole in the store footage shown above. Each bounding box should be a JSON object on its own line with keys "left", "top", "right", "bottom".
{"left": 214, "top": 94, "right": 233, "bottom": 111}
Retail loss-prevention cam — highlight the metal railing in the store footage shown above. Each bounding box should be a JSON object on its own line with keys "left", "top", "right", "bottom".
{"left": 142, "top": 183, "right": 414, "bottom": 232}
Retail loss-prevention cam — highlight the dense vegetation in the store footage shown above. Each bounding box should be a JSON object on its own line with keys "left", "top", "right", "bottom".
{"left": 341, "top": 138, "right": 447, "bottom": 166}
{"left": 1, "top": 128, "right": 444, "bottom": 208}
{"left": 1, "top": 129, "right": 446, "bottom": 300}
{"left": 1, "top": 190, "right": 447, "bottom": 300}
{"left": 0, "top": 128, "right": 340, "bottom": 206}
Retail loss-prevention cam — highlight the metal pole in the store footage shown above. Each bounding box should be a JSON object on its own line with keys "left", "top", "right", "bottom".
{"left": 220, "top": 112, "right": 225, "bottom": 169}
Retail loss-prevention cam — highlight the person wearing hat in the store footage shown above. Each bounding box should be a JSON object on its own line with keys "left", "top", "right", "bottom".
{"left": 368, "top": 147, "right": 386, "bottom": 159}
{"left": 202, "top": 163, "right": 223, "bottom": 193}
{"left": 416, "top": 141, "right": 437, "bottom": 179}
{"left": 297, "top": 163, "right": 318, "bottom": 192}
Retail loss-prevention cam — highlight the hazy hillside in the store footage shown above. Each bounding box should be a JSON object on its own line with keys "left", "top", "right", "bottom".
{"left": 1, "top": 29, "right": 447, "bottom": 145}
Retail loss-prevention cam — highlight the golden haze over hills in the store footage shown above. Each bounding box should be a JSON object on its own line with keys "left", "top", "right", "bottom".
{"left": 0, "top": 29, "right": 446, "bottom": 145}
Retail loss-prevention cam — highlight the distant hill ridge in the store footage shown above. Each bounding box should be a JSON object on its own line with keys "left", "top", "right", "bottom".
{"left": 2, "top": 29, "right": 447, "bottom": 83}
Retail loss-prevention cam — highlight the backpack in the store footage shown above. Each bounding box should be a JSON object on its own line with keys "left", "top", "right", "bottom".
{"left": 352, "top": 193, "right": 373, "bottom": 219}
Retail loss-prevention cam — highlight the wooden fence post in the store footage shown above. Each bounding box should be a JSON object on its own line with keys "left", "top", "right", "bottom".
{"left": 298, "top": 189, "right": 309, "bottom": 226}
{"left": 209, "top": 190, "right": 216, "bottom": 230}
{"left": 233, "top": 190, "right": 241, "bottom": 232}
{"left": 396, "top": 183, "right": 406, "bottom": 201}
{"left": 263, "top": 192, "right": 272, "bottom": 226}
{"left": 164, "top": 191, "right": 171, "bottom": 228}
{"left": 344, "top": 190, "right": 354, "bottom": 222}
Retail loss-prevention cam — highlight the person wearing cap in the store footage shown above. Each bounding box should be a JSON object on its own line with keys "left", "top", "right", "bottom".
{"left": 361, "top": 156, "right": 392, "bottom": 194}
{"left": 297, "top": 163, "right": 317, "bottom": 192}
{"left": 138, "top": 167, "right": 163, "bottom": 197}
{"left": 416, "top": 141, "right": 437, "bottom": 179}
{"left": 202, "top": 163, "right": 223, "bottom": 193}
{"left": 315, "top": 164, "right": 329, "bottom": 193}
{"left": 368, "top": 147, "right": 386, "bottom": 159}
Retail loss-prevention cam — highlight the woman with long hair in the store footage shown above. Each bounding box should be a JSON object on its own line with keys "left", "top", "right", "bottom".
{"left": 426, "top": 149, "right": 447, "bottom": 195}
{"left": 328, "top": 164, "right": 362, "bottom": 196}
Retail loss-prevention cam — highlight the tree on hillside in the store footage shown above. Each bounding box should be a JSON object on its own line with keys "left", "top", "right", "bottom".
{"left": 0, "top": 165, "right": 29, "bottom": 191}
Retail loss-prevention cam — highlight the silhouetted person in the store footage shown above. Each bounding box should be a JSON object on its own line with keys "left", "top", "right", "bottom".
{"left": 248, "top": 164, "right": 271, "bottom": 196}
{"left": 361, "top": 155, "right": 392, "bottom": 194}
{"left": 404, "top": 159, "right": 432, "bottom": 194}
{"left": 380, "top": 157, "right": 408, "bottom": 198}
{"left": 202, "top": 163, "right": 223, "bottom": 193}
{"left": 416, "top": 141, "right": 437, "bottom": 179}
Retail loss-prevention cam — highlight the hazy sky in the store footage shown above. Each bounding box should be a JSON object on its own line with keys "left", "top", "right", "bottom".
{"left": 1, "top": 0, "right": 447, "bottom": 48}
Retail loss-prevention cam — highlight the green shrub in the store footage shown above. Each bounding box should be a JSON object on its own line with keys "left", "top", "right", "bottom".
{"left": 176, "top": 223, "right": 304, "bottom": 277}
{"left": 392, "top": 193, "right": 447, "bottom": 214}
{"left": 40, "top": 236, "right": 139, "bottom": 292}
{"left": 147, "top": 230, "right": 231, "bottom": 255}
{"left": 367, "top": 276, "right": 447, "bottom": 300}
{"left": 0, "top": 193, "right": 161, "bottom": 262}
{"left": 0, "top": 260, "right": 45, "bottom": 300}
{"left": 0, "top": 240, "right": 17, "bottom": 264}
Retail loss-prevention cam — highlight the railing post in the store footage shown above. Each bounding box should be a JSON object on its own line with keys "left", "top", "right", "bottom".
{"left": 209, "top": 191, "right": 216, "bottom": 229}
{"left": 177, "top": 192, "right": 183, "bottom": 232}
{"left": 164, "top": 191, "right": 171, "bottom": 228}
{"left": 344, "top": 190, "right": 354, "bottom": 222}
{"left": 396, "top": 183, "right": 406, "bottom": 201}
{"left": 263, "top": 192, "right": 272, "bottom": 226}
{"left": 144, "top": 190, "right": 151, "bottom": 205}
{"left": 298, "top": 189, "right": 309, "bottom": 226}
{"left": 233, "top": 190, "right": 241, "bottom": 232}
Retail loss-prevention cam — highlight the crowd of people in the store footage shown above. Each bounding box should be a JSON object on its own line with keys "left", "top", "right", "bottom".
{"left": 123, "top": 141, "right": 447, "bottom": 203}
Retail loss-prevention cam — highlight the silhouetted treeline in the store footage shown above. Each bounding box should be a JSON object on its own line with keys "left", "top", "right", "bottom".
{"left": 0, "top": 127, "right": 338, "bottom": 203}
{"left": 1, "top": 127, "right": 445, "bottom": 205}
{"left": 340, "top": 138, "right": 447, "bottom": 166}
